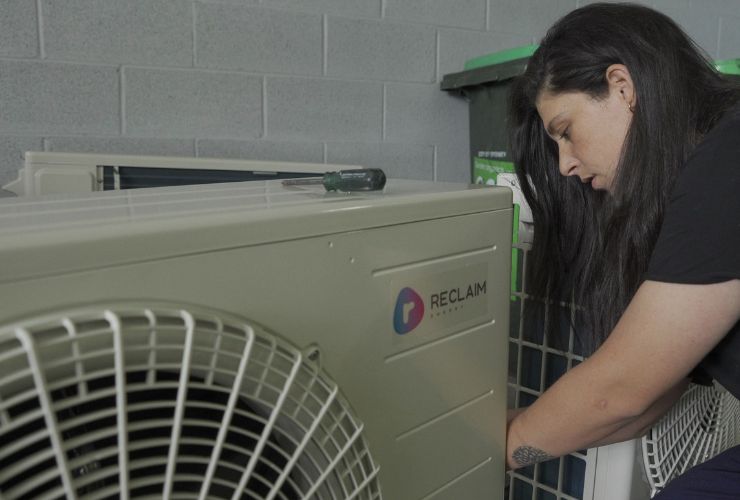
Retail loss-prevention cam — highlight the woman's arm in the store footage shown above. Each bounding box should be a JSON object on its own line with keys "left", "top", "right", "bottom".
{"left": 585, "top": 376, "right": 688, "bottom": 448}
{"left": 507, "top": 376, "right": 688, "bottom": 456}
{"left": 506, "top": 279, "right": 740, "bottom": 469}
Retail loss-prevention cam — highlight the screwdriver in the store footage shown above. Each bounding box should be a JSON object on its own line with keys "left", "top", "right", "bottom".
{"left": 282, "top": 168, "right": 387, "bottom": 192}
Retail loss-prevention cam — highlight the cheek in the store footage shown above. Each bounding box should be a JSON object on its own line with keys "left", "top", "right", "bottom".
{"left": 603, "top": 106, "right": 631, "bottom": 157}
{"left": 591, "top": 121, "right": 628, "bottom": 168}
{"left": 607, "top": 123, "right": 629, "bottom": 162}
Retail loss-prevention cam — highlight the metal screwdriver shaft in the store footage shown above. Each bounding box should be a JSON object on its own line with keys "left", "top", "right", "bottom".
{"left": 281, "top": 177, "right": 324, "bottom": 186}
{"left": 282, "top": 168, "right": 387, "bottom": 192}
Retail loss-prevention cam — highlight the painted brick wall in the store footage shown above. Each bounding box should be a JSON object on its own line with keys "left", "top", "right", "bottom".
{"left": 0, "top": 0, "right": 738, "bottom": 187}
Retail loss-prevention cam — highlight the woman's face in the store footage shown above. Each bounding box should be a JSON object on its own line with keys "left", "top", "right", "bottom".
{"left": 536, "top": 85, "right": 633, "bottom": 192}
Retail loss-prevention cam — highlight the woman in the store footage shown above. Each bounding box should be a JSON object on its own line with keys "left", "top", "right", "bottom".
{"left": 505, "top": 2, "right": 740, "bottom": 497}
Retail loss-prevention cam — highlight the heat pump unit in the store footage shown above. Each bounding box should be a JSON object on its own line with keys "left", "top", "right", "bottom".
{"left": 0, "top": 177, "right": 513, "bottom": 499}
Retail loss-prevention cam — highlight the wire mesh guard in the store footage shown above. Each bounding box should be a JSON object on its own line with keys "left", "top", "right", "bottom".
{"left": 507, "top": 243, "right": 588, "bottom": 500}
{"left": 0, "top": 306, "right": 381, "bottom": 499}
{"left": 509, "top": 241, "right": 740, "bottom": 499}
{"left": 642, "top": 382, "right": 740, "bottom": 496}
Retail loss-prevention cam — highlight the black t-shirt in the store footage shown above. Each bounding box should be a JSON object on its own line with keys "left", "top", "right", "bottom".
{"left": 645, "top": 103, "right": 740, "bottom": 399}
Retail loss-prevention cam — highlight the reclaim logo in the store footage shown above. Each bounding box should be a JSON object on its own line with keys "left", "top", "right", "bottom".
{"left": 430, "top": 281, "right": 486, "bottom": 310}
{"left": 393, "top": 287, "right": 425, "bottom": 334}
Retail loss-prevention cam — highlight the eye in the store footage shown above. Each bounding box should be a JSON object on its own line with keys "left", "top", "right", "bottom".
{"left": 559, "top": 127, "right": 571, "bottom": 141}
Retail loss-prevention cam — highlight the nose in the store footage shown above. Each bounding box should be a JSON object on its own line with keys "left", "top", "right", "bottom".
{"left": 558, "top": 146, "right": 579, "bottom": 177}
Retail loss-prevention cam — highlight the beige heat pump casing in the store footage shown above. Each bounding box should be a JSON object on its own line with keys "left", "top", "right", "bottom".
{"left": 0, "top": 177, "right": 512, "bottom": 499}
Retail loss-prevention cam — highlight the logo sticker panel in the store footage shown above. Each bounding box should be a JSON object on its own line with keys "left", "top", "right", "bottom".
{"left": 390, "top": 263, "right": 491, "bottom": 339}
{"left": 393, "top": 287, "right": 425, "bottom": 334}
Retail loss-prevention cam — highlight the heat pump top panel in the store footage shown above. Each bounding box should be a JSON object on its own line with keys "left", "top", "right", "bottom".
{"left": 0, "top": 179, "right": 511, "bottom": 283}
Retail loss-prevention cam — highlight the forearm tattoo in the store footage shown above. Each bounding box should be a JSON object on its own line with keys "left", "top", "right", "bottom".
{"left": 511, "top": 446, "right": 554, "bottom": 467}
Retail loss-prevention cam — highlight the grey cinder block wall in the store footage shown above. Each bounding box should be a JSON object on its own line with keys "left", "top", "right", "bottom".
{"left": 1, "top": 0, "right": 739, "bottom": 186}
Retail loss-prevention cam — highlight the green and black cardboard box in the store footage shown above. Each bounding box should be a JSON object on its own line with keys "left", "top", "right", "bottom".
{"left": 441, "top": 45, "right": 538, "bottom": 296}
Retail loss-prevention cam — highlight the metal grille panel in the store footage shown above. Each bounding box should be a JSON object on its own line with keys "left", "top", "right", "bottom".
{"left": 0, "top": 305, "right": 381, "bottom": 500}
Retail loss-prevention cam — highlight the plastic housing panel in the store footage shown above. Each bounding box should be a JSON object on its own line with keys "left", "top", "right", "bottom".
{"left": 0, "top": 178, "right": 513, "bottom": 499}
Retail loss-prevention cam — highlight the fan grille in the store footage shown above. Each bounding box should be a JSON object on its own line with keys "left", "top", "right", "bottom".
{"left": 0, "top": 306, "right": 381, "bottom": 499}
{"left": 642, "top": 383, "right": 740, "bottom": 496}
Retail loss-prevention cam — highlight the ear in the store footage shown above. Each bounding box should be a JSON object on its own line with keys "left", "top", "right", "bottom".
{"left": 605, "top": 64, "right": 636, "bottom": 109}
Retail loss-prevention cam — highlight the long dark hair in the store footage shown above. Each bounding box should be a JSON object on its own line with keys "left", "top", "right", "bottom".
{"left": 509, "top": 2, "right": 740, "bottom": 354}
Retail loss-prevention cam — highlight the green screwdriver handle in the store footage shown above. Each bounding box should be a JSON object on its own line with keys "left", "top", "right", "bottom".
{"left": 322, "top": 168, "right": 387, "bottom": 192}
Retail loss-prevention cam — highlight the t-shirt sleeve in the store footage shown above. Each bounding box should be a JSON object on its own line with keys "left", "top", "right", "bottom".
{"left": 645, "top": 120, "right": 740, "bottom": 284}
